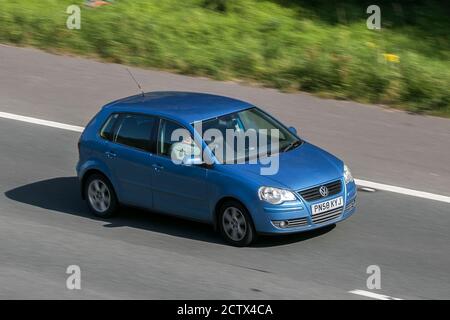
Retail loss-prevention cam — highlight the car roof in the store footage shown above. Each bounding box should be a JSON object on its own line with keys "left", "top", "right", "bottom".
{"left": 103, "top": 91, "right": 254, "bottom": 124}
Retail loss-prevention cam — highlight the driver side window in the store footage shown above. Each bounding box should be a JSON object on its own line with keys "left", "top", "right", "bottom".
{"left": 157, "top": 119, "right": 201, "bottom": 162}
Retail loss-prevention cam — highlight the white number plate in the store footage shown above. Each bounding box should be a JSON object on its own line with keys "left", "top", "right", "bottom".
{"left": 312, "top": 197, "right": 343, "bottom": 215}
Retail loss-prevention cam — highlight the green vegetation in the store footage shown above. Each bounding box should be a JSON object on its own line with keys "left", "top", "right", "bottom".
{"left": 1, "top": 0, "right": 449, "bottom": 116}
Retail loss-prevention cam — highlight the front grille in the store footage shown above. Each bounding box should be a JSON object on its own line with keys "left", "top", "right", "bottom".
{"left": 298, "top": 180, "right": 342, "bottom": 201}
{"left": 272, "top": 217, "right": 309, "bottom": 229}
{"left": 312, "top": 207, "right": 343, "bottom": 225}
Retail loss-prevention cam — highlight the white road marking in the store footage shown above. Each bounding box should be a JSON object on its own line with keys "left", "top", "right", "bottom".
{"left": 0, "top": 112, "right": 84, "bottom": 132}
{"left": 359, "top": 187, "right": 376, "bottom": 192}
{"left": 355, "top": 179, "right": 450, "bottom": 204}
{"left": 1, "top": 111, "right": 449, "bottom": 204}
{"left": 349, "top": 289, "right": 403, "bottom": 300}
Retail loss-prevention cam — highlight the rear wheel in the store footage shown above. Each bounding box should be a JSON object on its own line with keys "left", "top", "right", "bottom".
{"left": 218, "top": 200, "right": 255, "bottom": 247}
{"left": 84, "top": 173, "right": 118, "bottom": 218}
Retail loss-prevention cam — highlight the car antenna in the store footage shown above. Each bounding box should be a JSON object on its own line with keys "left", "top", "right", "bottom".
{"left": 125, "top": 67, "right": 145, "bottom": 97}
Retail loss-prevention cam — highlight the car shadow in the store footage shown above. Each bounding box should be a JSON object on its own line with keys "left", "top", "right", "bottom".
{"left": 4, "top": 177, "right": 334, "bottom": 247}
{"left": 253, "top": 224, "right": 335, "bottom": 247}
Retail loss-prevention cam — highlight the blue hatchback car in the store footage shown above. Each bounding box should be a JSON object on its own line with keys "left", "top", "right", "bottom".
{"left": 77, "top": 92, "right": 356, "bottom": 246}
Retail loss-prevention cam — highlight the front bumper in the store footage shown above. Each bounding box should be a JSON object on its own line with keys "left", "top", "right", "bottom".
{"left": 253, "top": 179, "right": 357, "bottom": 234}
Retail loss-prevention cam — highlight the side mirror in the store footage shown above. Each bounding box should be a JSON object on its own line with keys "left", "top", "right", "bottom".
{"left": 288, "top": 126, "right": 298, "bottom": 135}
{"left": 182, "top": 155, "right": 205, "bottom": 166}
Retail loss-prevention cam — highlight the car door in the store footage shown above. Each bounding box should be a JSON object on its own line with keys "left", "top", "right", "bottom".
{"left": 103, "top": 113, "right": 156, "bottom": 209}
{"left": 150, "top": 118, "right": 210, "bottom": 221}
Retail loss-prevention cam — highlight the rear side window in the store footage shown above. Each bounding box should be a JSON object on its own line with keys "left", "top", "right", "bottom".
{"left": 99, "top": 113, "right": 119, "bottom": 141}
{"left": 113, "top": 114, "right": 155, "bottom": 151}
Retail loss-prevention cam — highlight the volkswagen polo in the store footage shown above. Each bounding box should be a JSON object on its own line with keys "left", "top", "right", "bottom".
{"left": 77, "top": 92, "right": 357, "bottom": 246}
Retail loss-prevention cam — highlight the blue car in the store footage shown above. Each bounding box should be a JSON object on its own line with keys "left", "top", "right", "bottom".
{"left": 77, "top": 92, "right": 357, "bottom": 246}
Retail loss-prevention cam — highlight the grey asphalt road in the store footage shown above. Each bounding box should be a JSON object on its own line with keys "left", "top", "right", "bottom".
{"left": 0, "top": 45, "right": 449, "bottom": 299}
{"left": 1, "top": 45, "right": 450, "bottom": 195}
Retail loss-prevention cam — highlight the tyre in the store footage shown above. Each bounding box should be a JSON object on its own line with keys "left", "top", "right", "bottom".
{"left": 218, "top": 200, "right": 255, "bottom": 247}
{"left": 84, "top": 173, "right": 118, "bottom": 218}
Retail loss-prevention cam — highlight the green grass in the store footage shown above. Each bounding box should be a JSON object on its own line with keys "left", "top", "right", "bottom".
{"left": 1, "top": 0, "right": 449, "bottom": 116}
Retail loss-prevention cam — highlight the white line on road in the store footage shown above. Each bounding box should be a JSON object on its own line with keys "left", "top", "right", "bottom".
{"left": 349, "top": 289, "right": 403, "bottom": 300}
{"left": 0, "top": 111, "right": 84, "bottom": 132}
{"left": 1, "top": 111, "right": 450, "bottom": 204}
{"left": 358, "top": 187, "right": 376, "bottom": 192}
{"left": 355, "top": 179, "right": 450, "bottom": 204}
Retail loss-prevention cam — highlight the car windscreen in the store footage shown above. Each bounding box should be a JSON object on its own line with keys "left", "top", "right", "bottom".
{"left": 192, "top": 107, "right": 301, "bottom": 164}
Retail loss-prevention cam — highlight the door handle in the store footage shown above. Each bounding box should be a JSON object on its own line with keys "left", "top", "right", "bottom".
{"left": 105, "top": 151, "right": 117, "bottom": 159}
{"left": 152, "top": 163, "right": 164, "bottom": 171}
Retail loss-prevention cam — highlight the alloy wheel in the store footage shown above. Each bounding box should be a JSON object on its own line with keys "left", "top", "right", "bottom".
{"left": 87, "top": 179, "right": 111, "bottom": 213}
{"left": 222, "top": 207, "right": 247, "bottom": 241}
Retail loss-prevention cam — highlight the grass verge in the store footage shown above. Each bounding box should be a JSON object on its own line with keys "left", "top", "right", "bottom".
{"left": 1, "top": 0, "right": 449, "bottom": 116}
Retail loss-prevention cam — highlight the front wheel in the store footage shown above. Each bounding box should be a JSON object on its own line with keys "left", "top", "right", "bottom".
{"left": 84, "top": 173, "right": 118, "bottom": 218}
{"left": 218, "top": 200, "right": 255, "bottom": 247}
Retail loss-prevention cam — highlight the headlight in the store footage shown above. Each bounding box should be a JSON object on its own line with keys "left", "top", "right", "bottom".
{"left": 344, "top": 164, "right": 354, "bottom": 184}
{"left": 258, "top": 187, "right": 297, "bottom": 205}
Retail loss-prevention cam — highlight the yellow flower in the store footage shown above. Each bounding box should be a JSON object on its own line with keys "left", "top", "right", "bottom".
{"left": 383, "top": 53, "right": 400, "bottom": 63}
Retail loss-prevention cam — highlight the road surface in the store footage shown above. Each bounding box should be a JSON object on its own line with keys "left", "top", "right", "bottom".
{"left": 0, "top": 45, "right": 449, "bottom": 299}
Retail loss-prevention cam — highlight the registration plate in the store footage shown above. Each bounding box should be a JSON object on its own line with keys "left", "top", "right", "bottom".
{"left": 312, "top": 196, "right": 343, "bottom": 215}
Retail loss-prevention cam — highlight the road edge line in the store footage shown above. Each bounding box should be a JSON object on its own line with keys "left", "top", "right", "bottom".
{"left": 0, "top": 111, "right": 84, "bottom": 132}
{"left": 355, "top": 179, "right": 450, "bottom": 203}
